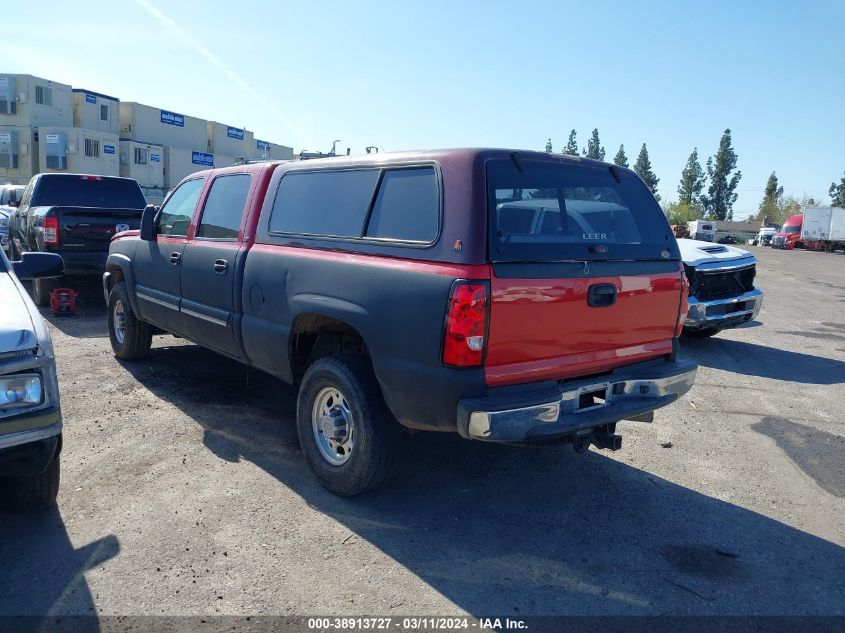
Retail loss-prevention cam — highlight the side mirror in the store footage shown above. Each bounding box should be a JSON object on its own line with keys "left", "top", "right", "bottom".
{"left": 140, "top": 204, "right": 158, "bottom": 241}
{"left": 12, "top": 252, "right": 64, "bottom": 280}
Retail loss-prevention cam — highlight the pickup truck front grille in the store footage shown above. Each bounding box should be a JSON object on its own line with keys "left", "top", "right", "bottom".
{"left": 686, "top": 264, "right": 756, "bottom": 302}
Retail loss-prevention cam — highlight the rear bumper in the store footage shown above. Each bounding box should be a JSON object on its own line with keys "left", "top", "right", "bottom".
{"left": 685, "top": 288, "right": 763, "bottom": 330}
{"left": 457, "top": 358, "right": 697, "bottom": 442}
{"left": 50, "top": 250, "right": 107, "bottom": 275}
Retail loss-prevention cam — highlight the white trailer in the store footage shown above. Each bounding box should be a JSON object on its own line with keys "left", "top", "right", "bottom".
{"left": 688, "top": 220, "right": 715, "bottom": 242}
{"left": 801, "top": 207, "right": 845, "bottom": 251}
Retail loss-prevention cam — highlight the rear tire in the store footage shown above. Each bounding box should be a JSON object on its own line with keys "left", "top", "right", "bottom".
{"left": 684, "top": 327, "right": 719, "bottom": 338}
{"left": 108, "top": 281, "right": 152, "bottom": 359}
{"left": 31, "top": 276, "right": 58, "bottom": 307}
{"left": 296, "top": 354, "right": 402, "bottom": 496}
{"left": 3, "top": 450, "right": 61, "bottom": 511}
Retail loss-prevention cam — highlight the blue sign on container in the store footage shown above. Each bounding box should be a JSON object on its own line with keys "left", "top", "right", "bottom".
{"left": 227, "top": 126, "right": 244, "bottom": 140}
{"left": 104, "top": 144, "right": 116, "bottom": 155}
{"left": 161, "top": 110, "right": 185, "bottom": 127}
{"left": 86, "top": 93, "right": 97, "bottom": 104}
{"left": 192, "top": 151, "right": 214, "bottom": 167}
{"left": 150, "top": 152, "right": 160, "bottom": 163}
{"left": 256, "top": 140, "right": 270, "bottom": 151}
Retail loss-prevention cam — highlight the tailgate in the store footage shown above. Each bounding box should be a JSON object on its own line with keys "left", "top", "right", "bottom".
{"left": 484, "top": 157, "right": 683, "bottom": 387}
{"left": 57, "top": 207, "right": 143, "bottom": 251}
{"left": 486, "top": 261, "right": 682, "bottom": 386}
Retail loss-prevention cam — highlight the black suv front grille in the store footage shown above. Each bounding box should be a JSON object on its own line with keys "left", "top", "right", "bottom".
{"left": 686, "top": 265, "right": 756, "bottom": 301}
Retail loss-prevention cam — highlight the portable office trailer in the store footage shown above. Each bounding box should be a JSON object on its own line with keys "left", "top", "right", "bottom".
{"left": 207, "top": 121, "right": 253, "bottom": 158}
{"left": 0, "top": 125, "right": 38, "bottom": 184}
{"left": 119, "top": 102, "right": 208, "bottom": 150}
{"left": 0, "top": 74, "right": 72, "bottom": 128}
{"left": 72, "top": 89, "right": 119, "bottom": 135}
{"left": 38, "top": 127, "right": 119, "bottom": 176}
{"left": 163, "top": 147, "right": 217, "bottom": 188}
{"left": 119, "top": 139, "right": 164, "bottom": 188}
{"left": 253, "top": 138, "right": 294, "bottom": 160}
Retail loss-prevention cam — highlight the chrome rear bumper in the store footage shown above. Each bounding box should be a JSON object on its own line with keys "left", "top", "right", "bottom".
{"left": 457, "top": 358, "right": 697, "bottom": 442}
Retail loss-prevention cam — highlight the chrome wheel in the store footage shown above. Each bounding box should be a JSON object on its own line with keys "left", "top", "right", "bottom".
{"left": 113, "top": 299, "right": 127, "bottom": 345}
{"left": 311, "top": 387, "right": 354, "bottom": 466}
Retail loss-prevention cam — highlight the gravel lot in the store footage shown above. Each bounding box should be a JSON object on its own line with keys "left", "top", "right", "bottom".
{"left": 1, "top": 246, "right": 843, "bottom": 617}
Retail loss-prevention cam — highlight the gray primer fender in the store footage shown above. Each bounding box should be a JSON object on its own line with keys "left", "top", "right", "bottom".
{"left": 104, "top": 252, "right": 140, "bottom": 316}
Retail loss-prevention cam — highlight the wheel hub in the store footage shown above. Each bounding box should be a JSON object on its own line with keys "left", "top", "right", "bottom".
{"left": 311, "top": 387, "right": 355, "bottom": 466}
{"left": 320, "top": 407, "right": 349, "bottom": 442}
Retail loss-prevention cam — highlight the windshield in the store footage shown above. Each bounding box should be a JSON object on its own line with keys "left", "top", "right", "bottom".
{"left": 487, "top": 159, "right": 678, "bottom": 262}
{"left": 780, "top": 225, "right": 800, "bottom": 234}
{"left": 31, "top": 176, "right": 146, "bottom": 209}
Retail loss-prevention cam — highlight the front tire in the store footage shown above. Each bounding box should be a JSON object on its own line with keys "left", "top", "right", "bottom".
{"left": 32, "top": 276, "right": 58, "bottom": 307}
{"left": 296, "top": 355, "right": 402, "bottom": 496}
{"left": 108, "top": 282, "right": 152, "bottom": 359}
{"left": 3, "top": 450, "right": 60, "bottom": 511}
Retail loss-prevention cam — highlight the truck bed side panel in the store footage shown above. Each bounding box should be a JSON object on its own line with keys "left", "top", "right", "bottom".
{"left": 241, "top": 245, "right": 488, "bottom": 430}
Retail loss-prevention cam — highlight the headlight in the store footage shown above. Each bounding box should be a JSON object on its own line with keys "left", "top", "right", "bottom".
{"left": 0, "top": 374, "right": 42, "bottom": 408}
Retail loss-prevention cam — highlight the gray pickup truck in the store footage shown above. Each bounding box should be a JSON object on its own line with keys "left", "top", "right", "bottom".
{"left": 0, "top": 249, "right": 64, "bottom": 510}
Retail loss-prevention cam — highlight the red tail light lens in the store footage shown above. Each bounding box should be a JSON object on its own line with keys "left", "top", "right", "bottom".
{"left": 443, "top": 281, "right": 489, "bottom": 367}
{"left": 43, "top": 217, "right": 59, "bottom": 245}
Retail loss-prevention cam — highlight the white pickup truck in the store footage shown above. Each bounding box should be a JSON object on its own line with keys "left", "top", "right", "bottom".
{"left": 678, "top": 238, "right": 764, "bottom": 338}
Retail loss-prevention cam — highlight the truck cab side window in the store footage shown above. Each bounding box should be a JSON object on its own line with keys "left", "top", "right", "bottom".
{"left": 196, "top": 174, "right": 252, "bottom": 240}
{"left": 157, "top": 178, "right": 204, "bottom": 237}
{"left": 365, "top": 167, "right": 439, "bottom": 242}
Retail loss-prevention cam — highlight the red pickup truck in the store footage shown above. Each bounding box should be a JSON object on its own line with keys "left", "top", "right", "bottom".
{"left": 104, "top": 149, "right": 697, "bottom": 495}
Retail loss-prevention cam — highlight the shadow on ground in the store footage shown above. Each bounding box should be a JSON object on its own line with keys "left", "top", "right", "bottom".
{"left": 0, "top": 506, "right": 119, "bottom": 624}
{"left": 681, "top": 337, "right": 845, "bottom": 384}
{"left": 109, "top": 343, "right": 845, "bottom": 616}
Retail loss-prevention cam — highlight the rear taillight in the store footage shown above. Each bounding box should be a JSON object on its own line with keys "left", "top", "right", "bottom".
{"left": 43, "top": 217, "right": 59, "bottom": 245}
{"left": 675, "top": 263, "right": 689, "bottom": 337}
{"left": 443, "top": 281, "right": 489, "bottom": 367}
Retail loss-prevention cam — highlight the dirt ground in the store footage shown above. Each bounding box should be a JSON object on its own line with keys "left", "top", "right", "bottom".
{"left": 1, "top": 246, "right": 843, "bottom": 618}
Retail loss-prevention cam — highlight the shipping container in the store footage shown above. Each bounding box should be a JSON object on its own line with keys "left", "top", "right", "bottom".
{"left": 119, "top": 139, "right": 164, "bottom": 188}
{"left": 38, "top": 127, "right": 119, "bottom": 177}
{"left": 0, "top": 74, "right": 72, "bottom": 128}
{"left": 207, "top": 121, "right": 253, "bottom": 157}
{"left": 72, "top": 89, "right": 119, "bottom": 135}
{"left": 119, "top": 102, "right": 207, "bottom": 150}
{"left": 0, "top": 125, "right": 39, "bottom": 184}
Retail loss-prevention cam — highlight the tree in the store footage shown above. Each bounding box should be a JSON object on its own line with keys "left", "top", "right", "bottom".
{"left": 545, "top": 138, "right": 553, "bottom": 153}
{"left": 633, "top": 143, "right": 660, "bottom": 201}
{"left": 563, "top": 129, "right": 579, "bottom": 156}
{"left": 664, "top": 200, "right": 704, "bottom": 225}
{"left": 612, "top": 144, "right": 629, "bottom": 168}
{"left": 583, "top": 128, "right": 605, "bottom": 161}
{"left": 757, "top": 171, "right": 783, "bottom": 222}
{"left": 830, "top": 171, "right": 845, "bottom": 206}
{"left": 701, "top": 129, "right": 741, "bottom": 221}
{"left": 677, "top": 148, "right": 706, "bottom": 208}
{"left": 748, "top": 193, "right": 817, "bottom": 226}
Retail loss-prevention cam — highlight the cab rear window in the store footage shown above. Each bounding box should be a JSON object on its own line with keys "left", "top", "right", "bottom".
{"left": 487, "top": 159, "right": 678, "bottom": 262}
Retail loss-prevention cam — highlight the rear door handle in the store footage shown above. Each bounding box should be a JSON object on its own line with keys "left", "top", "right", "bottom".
{"left": 170, "top": 252, "right": 181, "bottom": 266}
{"left": 213, "top": 259, "right": 228, "bottom": 274}
{"left": 588, "top": 284, "right": 616, "bottom": 307}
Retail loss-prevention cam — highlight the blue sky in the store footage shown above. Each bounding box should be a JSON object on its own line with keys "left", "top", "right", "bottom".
{"left": 7, "top": 0, "right": 844, "bottom": 218}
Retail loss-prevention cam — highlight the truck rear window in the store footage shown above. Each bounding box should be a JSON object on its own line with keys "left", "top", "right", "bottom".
{"left": 487, "top": 159, "right": 678, "bottom": 262}
{"left": 31, "top": 176, "right": 146, "bottom": 209}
